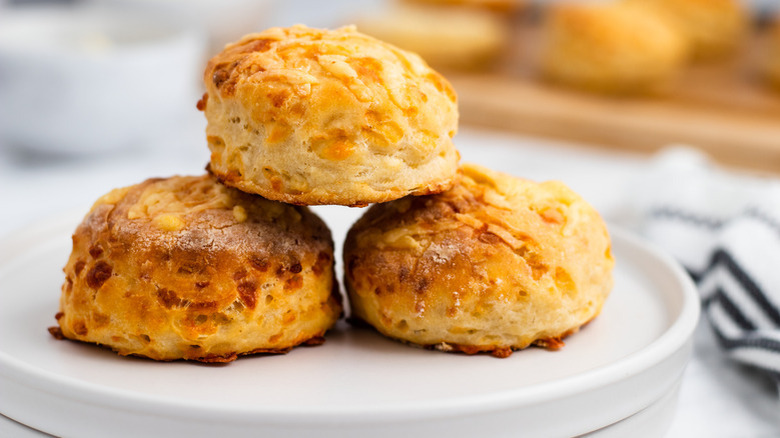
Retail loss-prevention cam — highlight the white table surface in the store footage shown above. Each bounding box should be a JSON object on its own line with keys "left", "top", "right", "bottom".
{"left": 0, "top": 120, "right": 778, "bottom": 437}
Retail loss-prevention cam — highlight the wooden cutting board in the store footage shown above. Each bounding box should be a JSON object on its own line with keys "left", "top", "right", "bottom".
{"left": 448, "top": 21, "right": 780, "bottom": 173}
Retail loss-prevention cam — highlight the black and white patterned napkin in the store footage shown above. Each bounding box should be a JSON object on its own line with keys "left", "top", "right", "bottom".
{"left": 633, "top": 148, "right": 780, "bottom": 379}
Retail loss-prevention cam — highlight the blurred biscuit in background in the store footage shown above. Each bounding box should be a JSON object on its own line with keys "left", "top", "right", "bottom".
{"left": 355, "top": 4, "right": 510, "bottom": 72}
{"left": 402, "top": 0, "right": 526, "bottom": 15}
{"left": 765, "top": 18, "right": 780, "bottom": 91}
{"left": 539, "top": 2, "right": 688, "bottom": 95}
{"left": 627, "top": 0, "right": 749, "bottom": 61}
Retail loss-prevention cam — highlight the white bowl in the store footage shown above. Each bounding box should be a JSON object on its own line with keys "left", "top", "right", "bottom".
{"left": 0, "top": 206, "right": 699, "bottom": 438}
{"left": 0, "top": 5, "right": 206, "bottom": 155}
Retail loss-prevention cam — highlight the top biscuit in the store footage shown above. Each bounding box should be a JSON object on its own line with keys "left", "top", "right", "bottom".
{"left": 200, "top": 25, "right": 460, "bottom": 207}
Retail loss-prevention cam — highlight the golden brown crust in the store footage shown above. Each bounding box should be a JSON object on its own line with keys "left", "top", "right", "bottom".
{"left": 54, "top": 174, "right": 342, "bottom": 362}
{"left": 343, "top": 164, "right": 614, "bottom": 357}
{"left": 540, "top": 2, "right": 688, "bottom": 94}
{"left": 201, "top": 25, "right": 460, "bottom": 206}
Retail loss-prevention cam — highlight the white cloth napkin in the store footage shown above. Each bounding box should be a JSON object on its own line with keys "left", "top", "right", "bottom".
{"left": 632, "top": 148, "right": 780, "bottom": 379}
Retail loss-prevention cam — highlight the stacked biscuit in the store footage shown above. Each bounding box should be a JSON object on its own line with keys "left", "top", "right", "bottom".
{"left": 51, "top": 25, "right": 613, "bottom": 362}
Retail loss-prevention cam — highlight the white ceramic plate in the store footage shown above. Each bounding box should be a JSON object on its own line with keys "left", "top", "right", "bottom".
{"left": 0, "top": 208, "right": 699, "bottom": 438}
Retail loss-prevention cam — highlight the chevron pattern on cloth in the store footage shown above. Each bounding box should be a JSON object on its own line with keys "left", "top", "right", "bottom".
{"left": 646, "top": 206, "right": 780, "bottom": 379}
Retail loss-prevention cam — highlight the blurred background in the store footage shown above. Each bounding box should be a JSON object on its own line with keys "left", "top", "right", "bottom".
{"left": 1, "top": 0, "right": 779, "bottom": 170}
{"left": 0, "top": 0, "right": 779, "bottom": 436}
